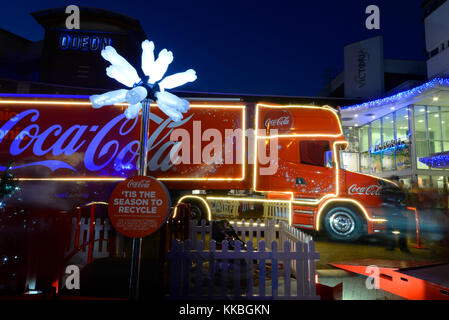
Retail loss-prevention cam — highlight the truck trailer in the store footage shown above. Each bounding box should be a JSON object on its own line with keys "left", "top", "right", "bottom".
{"left": 0, "top": 94, "right": 407, "bottom": 241}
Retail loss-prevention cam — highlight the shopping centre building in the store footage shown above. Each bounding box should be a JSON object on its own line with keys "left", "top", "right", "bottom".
{"left": 340, "top": 78, "right": 449, "bottom": 194}
{"left": 325, "top": 0, "right": 449, "bottom": 196}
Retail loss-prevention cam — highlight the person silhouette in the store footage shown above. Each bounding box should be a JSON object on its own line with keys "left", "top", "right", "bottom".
{"left": 383, "top": 176, "right": 410, "bottom": 252}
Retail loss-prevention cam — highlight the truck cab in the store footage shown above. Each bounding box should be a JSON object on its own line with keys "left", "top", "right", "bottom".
{"left": 255, "top": 104, "right": 405, "bottom": 241}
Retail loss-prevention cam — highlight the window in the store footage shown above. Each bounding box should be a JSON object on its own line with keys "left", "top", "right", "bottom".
{"left": 361, "top": 152, "right": 370, "bottom": 173}
{"left": 418, "top": 175, "right": 432, "bottom": 189}
{"left": 414, "top": 106, "right": 427, "bottom": 140}
{"left": 370, "top": 120, "right": 382, "bottom": 173}
{"left": 359, "top": 126, "right": 369, "bottom": 152}
{"left": 370, "top": 119, "right": 381, "bottom": 147}
{"left": 415, "top": 106, "right": 428, "bottom": 169}
{"left": 382, "top": 115, "right": 394, "bottom": 142}
{"left": 427, "top": 106, "right": 442, "bottom": 141}
{"left": 441, "top": 107, "right": 449, "bottom": 146}
{"left": 395, "top": 107, "right": 409, "bottom": 139}
{"left": 416, "top": 140, "right": 429, "bottom": 169}
{"left": 299, "top": 140, "right": 330, "bottom": 167}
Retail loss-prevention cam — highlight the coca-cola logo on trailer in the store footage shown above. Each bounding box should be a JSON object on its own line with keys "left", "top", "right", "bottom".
{"left": 348, "top": 184, "right": 382, "bottom": 196}
{"left": 263, "top": 109, "right": 293, "bottom": 132}
{"left": 0, "top": 107, "right": 193, "bottom": 174}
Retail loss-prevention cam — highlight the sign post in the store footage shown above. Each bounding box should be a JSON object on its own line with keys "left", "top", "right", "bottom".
{"left": 108, "top": 99, "right": 172, "bottom": 300}
{"left": 130, "top": 98, "right": 150, "bottom": 300}
{"left": 90, "top": 38, "right": 197, "bottom": 300}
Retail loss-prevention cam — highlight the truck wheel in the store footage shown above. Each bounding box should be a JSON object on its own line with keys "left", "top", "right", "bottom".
{"left": 323, "top": 206, "right": 363, "bottom": 242}
{"left": 189, "top": 203, "right": 207, "bottom": 224}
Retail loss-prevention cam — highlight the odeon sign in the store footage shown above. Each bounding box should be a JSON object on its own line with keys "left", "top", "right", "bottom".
{"left": 58, "top": 33, "right": 112, "bottom": 51}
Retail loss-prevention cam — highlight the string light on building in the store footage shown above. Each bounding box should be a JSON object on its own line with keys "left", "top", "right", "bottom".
{"left": 419, "top": 152, "right": 449, "bottom": 168}
{"left": 342, "top": 78, "right": 449, "bottom": 112}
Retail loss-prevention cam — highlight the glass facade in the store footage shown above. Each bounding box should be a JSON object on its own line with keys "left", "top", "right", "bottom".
{"left": 358, "top": 106, "right": 411, "bottom": 175}
{"left": 414, "top": 105, "right": 449, "bottom": 170}
{"left": 352, "top": 104, "right": 449, "bottom": 191}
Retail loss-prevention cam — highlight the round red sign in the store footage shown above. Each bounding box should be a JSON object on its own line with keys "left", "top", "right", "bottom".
{"left": 108, "top": 176, "right": 171, "bottom": 238}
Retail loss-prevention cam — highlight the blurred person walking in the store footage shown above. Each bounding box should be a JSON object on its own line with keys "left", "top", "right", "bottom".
{"left": 383, "top": 176, "right": 410, "bottom": 252}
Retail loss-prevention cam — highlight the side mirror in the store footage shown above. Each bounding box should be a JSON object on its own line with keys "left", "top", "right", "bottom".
{"left": 324, "top": 150, "right": 334, "bottom": 168}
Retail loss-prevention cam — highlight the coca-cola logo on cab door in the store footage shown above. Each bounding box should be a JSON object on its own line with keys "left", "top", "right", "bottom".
{"left": 263, "top": 109, "right": 293, "bottom": 132}
{"left": 348, "top": 184, "right": 382, "bottom": 196}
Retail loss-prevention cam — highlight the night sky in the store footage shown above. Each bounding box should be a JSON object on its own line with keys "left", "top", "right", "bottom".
{"left": 0, "top": 0, "right": 426, "bottom": 96}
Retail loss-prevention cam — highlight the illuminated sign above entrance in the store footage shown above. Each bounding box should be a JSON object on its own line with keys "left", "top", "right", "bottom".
{"left": 370, "top": 136, "right": 409, "bottom": 154}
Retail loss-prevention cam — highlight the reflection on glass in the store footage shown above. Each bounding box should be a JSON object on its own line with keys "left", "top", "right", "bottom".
{"left": 396, "top": 107, "right": 409, "bottom": 139}
{"left": 371, "top": 119, "right": 381, "bottom": 148}
{"left": 382, "top": 149, "right": 395, "bottom": 171}
{"left": 371, "top": 153, "right": 382, "bottom": 173}
{"left": 444, "top": 141, "right": 449, "bottom": 152}
{"left": 441, "top": 107, "right": 449, "bottom": 141}
{"left": 414, "top": 105, "right": 427, "bottom": 140}
{"left": 429, "top": 140, "right": 443, "bottom": 154}
{"left": 416, "top": 140, "right": 429, "bottom": 169}
{"left": 418, "top": 175, "right": 432, "bottom": 189}
{"left": 427, "top": 106, "right": 442, "bottom": 141}
{"left": 396, "top": 144, "right": 410, "bottom": 170}
{"left": 361, "top": 151, "right": 369, "bottom": 173}
{"left": 359, "top": 126, "right": 369, "bottom": 152}
{"left": 382, "top": 115, "right": 394, "bottom": 142}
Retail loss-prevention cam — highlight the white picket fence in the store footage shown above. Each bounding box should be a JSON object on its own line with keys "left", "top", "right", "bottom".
{"left": 167, "top": 219, "right": 319, "bottom": 300}
{"left": 208, "top": 199, "right": 290, "bottom": 222}
{"left": 262, "top": 202, "right": 290, "bottom": 222}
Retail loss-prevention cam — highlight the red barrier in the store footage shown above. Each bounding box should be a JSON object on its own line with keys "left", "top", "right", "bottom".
{"left": 407, "top": 206, "right": 428, "bottom": 249}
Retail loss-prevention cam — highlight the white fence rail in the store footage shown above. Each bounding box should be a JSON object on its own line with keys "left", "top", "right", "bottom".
{"left": 207, "top": 199, "right": 290, "bottom": 222}
{"left": 167, "top": 219, "right": 319, "bottom": 300}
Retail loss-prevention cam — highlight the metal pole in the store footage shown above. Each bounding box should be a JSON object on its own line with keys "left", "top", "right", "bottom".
{"left": 129, "top": 98, "right": 151, "bottom": 300}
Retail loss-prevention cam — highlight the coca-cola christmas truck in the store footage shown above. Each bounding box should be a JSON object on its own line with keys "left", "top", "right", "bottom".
{"left": 0, "top": 94, "right": 407, "bottom": 242}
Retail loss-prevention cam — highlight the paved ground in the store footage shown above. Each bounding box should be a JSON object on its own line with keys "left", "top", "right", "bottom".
{"left": 312, "top": 208, "right": 449, "bottom": 300}
{"left": 316, "top": 269, "right": 404, "bottom": 300}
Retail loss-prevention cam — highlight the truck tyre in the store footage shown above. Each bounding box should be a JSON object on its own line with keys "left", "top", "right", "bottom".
{"left": 189, "top": 203, "right": 207, "bottom": 224}
{"left": 323, "top": 206, "right": 363, "bottom": 242}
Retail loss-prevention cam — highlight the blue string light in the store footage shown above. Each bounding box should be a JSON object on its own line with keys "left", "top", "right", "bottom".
{"left": 342, "top": 78, "right": 449, "bottom": 111}
{"left": 419, "top": 152, "right": 449, "bottom": 168}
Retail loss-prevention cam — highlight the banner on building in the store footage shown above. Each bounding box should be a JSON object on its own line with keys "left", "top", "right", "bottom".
{"left": 344, "top": 36, "right": 384, "bottom": 99}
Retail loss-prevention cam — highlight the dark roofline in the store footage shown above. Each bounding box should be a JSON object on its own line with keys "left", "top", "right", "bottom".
{"left": 0, "top": 28, "right": 34, "bottom": 44}
{"left": 174, "top": 90, "right": 362, "bottom": 107}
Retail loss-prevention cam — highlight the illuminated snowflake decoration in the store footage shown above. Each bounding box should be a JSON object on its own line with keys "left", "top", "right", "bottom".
{"left": 90, "top": 40, "right": 197, "bottom": 121}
